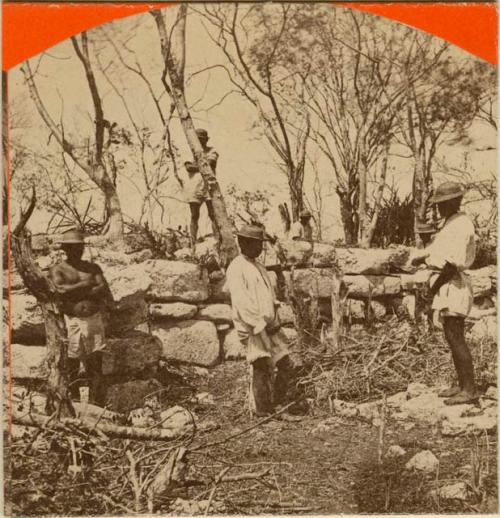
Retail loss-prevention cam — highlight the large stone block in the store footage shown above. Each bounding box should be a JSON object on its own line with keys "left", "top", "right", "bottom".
{"left": 152, "top": 320, "right": 220, "bottom": 367}
{"left": 103, "top": 264, "right": 152, "bottom": 334}
{"left": 277, "top": 303, "right": 295, "bottom": 326}
{"left": 103, "top": 331, "right": 162, "bottom": 376}
{"left": 197, "top": 303, "right": 232, "bottom": 323}
{"left": 343, "top": 275, "right": 401, "bottom": 298}
{"left": 144, "top": 260, "right": 209, "bottom": 303}
{"left": 287, "top": 268, "right": 338, "bottom": 298}
{"left": 275, "top": 240, "right": 411, "bottom": 274}
{"left": 142, "top": 259, "right": 208, "bottom": 302}
{"left": 467, "top": 268, "right": 493, "bottom": 298}
{"left": 150, "top": 303, "right": 198, "bottom": 320}
{"left": 8, "top": 293, "right": 45, "bottom": 344}
{"left": 10, "top": 344, "right": 48, "bottom": 379}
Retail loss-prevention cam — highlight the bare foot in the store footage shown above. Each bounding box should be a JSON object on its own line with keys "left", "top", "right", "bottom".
{"left": 438, "top": 386, "right": 461, "bottom": 398}
{"left": 444, "top": 390, "right": 479, "bottom": 406}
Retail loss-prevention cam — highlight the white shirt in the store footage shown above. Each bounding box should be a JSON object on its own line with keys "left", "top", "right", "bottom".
{"left": 289, "top": 221, "right": 313, "bottom": 241}
{"left": 225, "top": 255, "right": 277, "bottom": 339}
{"left": 425, "top": 212, "right": 476, "bottom": 317}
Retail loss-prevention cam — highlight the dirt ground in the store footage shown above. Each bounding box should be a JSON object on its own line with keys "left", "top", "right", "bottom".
{"left": 5, "top": 357, "right": 498, "bottom": 516}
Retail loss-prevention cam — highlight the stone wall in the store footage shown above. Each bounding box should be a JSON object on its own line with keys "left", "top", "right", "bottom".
{"left": 5, "top": 245, "right": 497, "bottom": 382}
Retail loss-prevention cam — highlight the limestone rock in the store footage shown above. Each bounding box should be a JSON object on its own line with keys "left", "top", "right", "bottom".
{"left": 144, "top": 260, "right": 209, "bottom": 303}
{"left": 150, "top": 303, "right": 198, "bottom": 320}
{"left": 369, "top": 300, "right": 387, "bottom": 320}
{"left": 469, "top": 316, "right": 496, "bottom": 341}
{"left": 467, "top": 266, "right": 496, "bottom": 297}
{"left": 9, "top": 294, "right": 45, "bottom": 344}
{"left": 197, "top": 304, "right": 232, "bottom": 323}
{"left": 406, "top": 382, "right": 431, "bottom": 400}
{"left": 106, "top": 379, "right": 163, "bottom": 414}
{"left": 277, "top": 304, "right": 295, "bottom": 326}
{"left": 405, "top": 450, "right": 439, "bottom": 473}
{"left": 386, "top": 391, "right": 407, "bottom": 408}
{"left": 223, "top": 329, "right": 245, "bottom": 360}
{"left": 441, "top": 407, "right": 497, "bottom": 436}
{"left": 104, "top": 264, "right": 151, "bottom": 334}
{"left": 174, "top": 237, "right": 218, "bottom": 261}
{"left": 401, "top": 294, "right": 416, "bottom": 319}
{"left": 160, "top": 405, "right": 194, "bottom": 431}
{"left": 386, "top": 445, "right": 407, "bottom": 458}
{"left": 357, "top": 401, "right": 380, "bottom": 422}
{"left": 10, "top": 344, "right": 48, "bottom": 379}
{"left": 334, "top": 399, "right": 358, "bottom": 418}
{"left": 103, "top": 331, "right": 162, "bottom": 376}
{"left": 400, "top": 269, "right": 433, "bottom": 290}
{"left": 346, "top": 299, "right": 365, "bottom": 320}
{"left": 336, "top": 246, "right": 411, "bottom": 275}
{"left": 485, "top": 385, "right": 497, "bottom": 400}
{"left": 287, "top": 268, "right": 338, "bottom": 298}
{"left": 281, "top": 327, "right": 298, "bottom": 343}
{"left": 152, "top": 320, "right": 220, "bottom": 366}
{"left": 400, "top": 392, "right": 442, "bottom": 424}
{"left": 343, "top": 275, "right": 401, "bottom": 298}
{"left": 435, "top": 482, "right": 469, "bottom": 501}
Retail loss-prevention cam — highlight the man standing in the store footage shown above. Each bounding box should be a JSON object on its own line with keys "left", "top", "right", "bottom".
{"left": 289, "top": 209, "right": 314, "bottom": 241}
{"left": 225, "top": 224, "right": 296, "bottom": 417}
{"left": 183, "top": 161, "right": 217, "bottom": 247}
{"left": 185, "top": 129, "right": 219, "bottom": 247}
{"left": 411, "top": 182, "right": 478, "bottom": 405}
{"left": 49, "top": 229, "right": 113, "bottom": 406}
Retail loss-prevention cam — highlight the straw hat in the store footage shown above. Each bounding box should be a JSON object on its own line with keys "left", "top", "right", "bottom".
{"left": 236, "top": 224, "right": 268, "bottom": 241}
{"left": 429, "top": 182, "right": 465, "bottom": 204}
{"left": 57, "top": 229, "right": 86, "bottom": 245}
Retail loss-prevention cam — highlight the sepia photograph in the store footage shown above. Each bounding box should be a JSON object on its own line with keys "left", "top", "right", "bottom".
{"left": 2, "top": 1, "right": 498, "bottom": 515}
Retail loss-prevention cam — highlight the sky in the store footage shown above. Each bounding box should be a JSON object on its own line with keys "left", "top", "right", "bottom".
{"left": 8, "top": 4, "right": 497, "bottom": 240}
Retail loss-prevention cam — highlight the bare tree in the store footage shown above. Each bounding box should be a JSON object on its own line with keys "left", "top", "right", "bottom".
{"left": 20, "top": 33, "right": 125, "bottom": 245}
{"left": 151, "top": 6, "right": 238, "bottom": 266}
{"left": 197, "top": 3, "right": 310, "bottom": 221}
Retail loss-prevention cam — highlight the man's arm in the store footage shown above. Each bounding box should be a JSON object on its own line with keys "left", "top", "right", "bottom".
{"left": 429, "top": 261, "right": 458, "bottom": 298}
{"left": 49, "top": 266, "right": 93, "bottom": 295}
{"left": 89, "top": 266, "right": 114, "bottom": 309}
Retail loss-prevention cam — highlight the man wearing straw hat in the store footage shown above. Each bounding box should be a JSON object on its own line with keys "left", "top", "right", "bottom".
{"left": 49, "top": 228, "right": 113, "bottom": 406}
{"left": 411, "top": 182, "right": 478, "bottom": 405}
{"left": 225, "top": 224, "right": 296, "bottom": 417}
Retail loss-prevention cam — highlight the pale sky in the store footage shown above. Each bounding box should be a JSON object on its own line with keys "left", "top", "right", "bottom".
{"left": 8, "top": 5, "right": 497, "bottom": 240}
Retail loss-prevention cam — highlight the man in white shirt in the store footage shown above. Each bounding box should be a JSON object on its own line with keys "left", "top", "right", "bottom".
{"left": 225, "top": 224, "right": 295, "bottom": 417}
{"left": 289, "top": 209, "right": 314, "bottom": 241}
{"left": 411, "top": 182, "right": 478, "bottom": 405}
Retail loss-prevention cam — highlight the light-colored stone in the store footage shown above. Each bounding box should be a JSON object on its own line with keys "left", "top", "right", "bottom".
{"left": 223, "top": 329, "right": 245, "bottom": 360}
{"left": 277, "top": 304, "right": 295, "bottom": 326}
{"left": 346, "top": 299, "right": 365, "bottom": 320}
{"left": 8, "top": 293, "right": 45, "bottom": 344}
{"left": 400, "top": 392, "right": 441, "bottom": 424}
{"left": 191, "top": 392, "right": 215, "bottom": 406}
{"left": 467, "top": 266, "right": 496, "bottom": 297}
{"left": 103, "top": 331, "right": 162, "bottom": 376}
{"left": 343, "top": 275, "right": 401, "bottom": 298}
{"left": 216, "top": 323, "right": 231, "bottom": 331}
{"left": 150, "top": 303, "right": 198, "bottom": 320}
{"left": 281, "top": 327, "right": 298, "bottom": 342}
{"left": 104, "top": 264, "right": 151, "bottom": 334}
{"left": 275, "top": 239, "right": 337, "bottom": 268}
{"left": 386, "top": 445, "right": 407, "bottom": 458}
{"left": 288, "top": 268, "right": 338, "bottom": 298}
{"left": 144, "top": 260, "right": 209, "bottom": 303}
{"left": 357, "top": 401, "right": 380, "bottom": 422}
{"left": 468, "top": 306, "right": 496, "bottom": 321}
{"left": 160, "top": 405, "right": 194, "bottom": 431}
{"left": 406, "top": 382, "right": 431, "bottom": 400}
{"left": 435, "top": 482, "right": 469, "bottom": 501}
{"left": 400, "top": 269, "right": 433, "bottom": 290}
{"left": 405, "top": 450, "right": 439, "bottom": 473}
{"left": 10, "top": 344, "right": 48, "bottom": 379}
{"left": 153, "top": 320, "right": 220, "bottom": 366}
{"left": 485, "top": 386, "right": 497, "bottom": 400}
{"left": 334, "top": 399, "right": 358, "bottom": 418}
{"left": 174, "top": 237, "right": 218, "bottom": 261}
{"left": 441, "top": 407, "right": 497, "bottom": 436}
{"left": 386, "top": 391, "right": 407, "bottom": 408}
{"left": 469, "top": 316, "right": 496, "bottom": 341}
{"left": 197, "top": 304, "right": 232, "bottom": 323}
{"left": 369, "top": 300, "right": 386, "bottom": 320}
{"left": 336, "top": 246, "right": 411, "bottom": 275}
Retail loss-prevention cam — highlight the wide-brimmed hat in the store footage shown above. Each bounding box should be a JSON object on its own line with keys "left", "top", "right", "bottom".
{"left": 58, "top": 229, "right": 86, "bottom": 245}
{"left": 416, "top": 221, "right": 436, "bottom": 234}
{"left": 429, "top": 182, "right": 465, "bottom": 204}
{"left": 236, "top": 224, "right": 268, "bottom": 241}
{"left": 195, "top": 128, "right": 209, "bottom": 139}
{"left": 300, "top": 209, "right": 312, "bottom": 219}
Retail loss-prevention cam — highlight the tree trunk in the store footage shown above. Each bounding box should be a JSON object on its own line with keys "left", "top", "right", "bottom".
{"left": 357, "top": 161, "right": 367, "bottom": 246}
{"left": 288, "top": 165, "right": 304, "bottom": 222}
{"left": 329, "top": 271, "right": 343, "bottom": 352}
{"left": 101, "top": 177, "right": 124, "bottom": 246}
{"left": 11, "top": 190, "right": 74, "bottom": 418}
{"left": 338, "top": 193, "right": 358, "bottom": 246}
{"left": 412, "top": 152, "right": 428, "bottom": 248}
{"left": 152, "top": 7, "right": 238, "bottom": 267}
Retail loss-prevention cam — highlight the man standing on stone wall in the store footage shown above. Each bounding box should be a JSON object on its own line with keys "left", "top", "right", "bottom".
{"left": 411, "top": 182, "right": 478, "bottom": 405}
{"left": 49, "top": 229, "right": 114, "bottom": 406}
{"left": 289, "top": 209, "right": 314, "bottom": 241}
{"left": 225, "top": 224, "right": 297, "bottom": 417}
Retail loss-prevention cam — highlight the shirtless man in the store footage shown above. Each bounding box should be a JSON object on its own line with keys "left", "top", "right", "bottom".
{"left": 49, "top": 229, "right": 113, "bottom": 406}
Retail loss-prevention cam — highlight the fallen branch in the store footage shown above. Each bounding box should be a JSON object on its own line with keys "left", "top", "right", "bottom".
{"left": 13, "top": 410, "right": 197, "bottom": 441}
{"left": 204, "top": 467, "right": 230, "bottom": 516}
